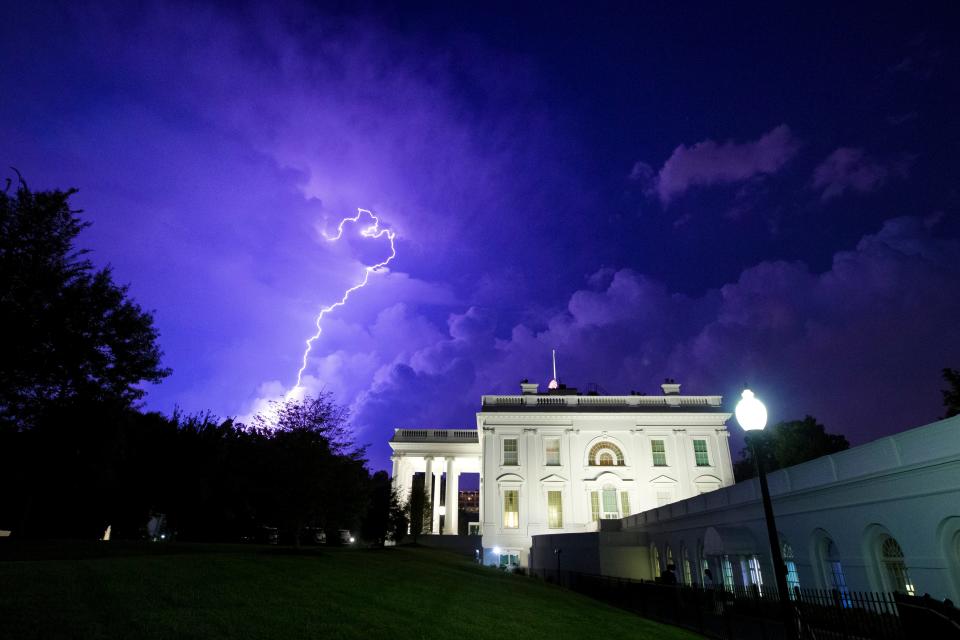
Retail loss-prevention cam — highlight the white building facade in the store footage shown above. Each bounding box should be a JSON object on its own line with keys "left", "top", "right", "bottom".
{"left": 389, "top": 381, "right": 736, "bottom": 565}
{"left": 477, "top": 381, "right": 735, "bottom": 567}
{"left": 530, "top": 414, "right": 960, "bottom": 603}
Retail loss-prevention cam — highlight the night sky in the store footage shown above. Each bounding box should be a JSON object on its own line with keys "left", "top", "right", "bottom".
{"left": 4, "top": 1, "right": 959, "bottom": 472}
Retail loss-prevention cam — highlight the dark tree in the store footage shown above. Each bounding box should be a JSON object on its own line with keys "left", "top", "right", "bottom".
{"left": 251, "top": 394, "right": 367, "bottom": 547}
{"left": 388, "top": 487, "right": 409, "bottom": 545}
{"left": 942, "top": 368, "right": 960, "bottom": 418}
{"left": 0, "top": 178, "right": 169, "bottom": 428}
{"left": 405, "top": 475, "right": 431, "bottom": 544}
{"left": 361, "top": 470, "right": 400, "bottom": 546}
{"left": 734, "top": 415, "right": 849, "bottom": 481}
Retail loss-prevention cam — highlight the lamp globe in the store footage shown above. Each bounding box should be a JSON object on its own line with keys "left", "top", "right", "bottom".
{"left": 735, "top": 389, "right": 767, "bottom": 431}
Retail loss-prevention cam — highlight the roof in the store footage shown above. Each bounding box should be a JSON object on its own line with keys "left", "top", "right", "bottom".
{"left": 479, "top": 394, "right": 727, "bottom": 413}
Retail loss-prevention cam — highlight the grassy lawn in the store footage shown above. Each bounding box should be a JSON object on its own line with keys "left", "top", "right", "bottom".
{"left": 0, "top": 541, "right": 699, "bottom": 640}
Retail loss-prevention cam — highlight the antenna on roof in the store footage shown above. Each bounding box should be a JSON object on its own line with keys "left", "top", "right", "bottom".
{"left": 548, "top": 349, "right": 559, "bottom": 389}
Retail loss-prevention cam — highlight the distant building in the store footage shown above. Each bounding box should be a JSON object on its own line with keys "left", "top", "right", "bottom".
{"left": 389, "top": 379, "right": 735, "bottom": 567}
{"left": 459, "top": 490, "right": 480, "bottom": 514}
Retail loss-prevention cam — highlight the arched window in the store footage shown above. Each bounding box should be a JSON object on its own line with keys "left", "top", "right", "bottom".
{"left": 782, "top": 541, "right": 800, "bottom": 596}
{"left": 652, "top": 545, "right": 662, "bottom": 578}
{"left": 818, "top": 536, "right": 851, "bottom": 605}
{"left": 588, "top": 441, "right": 625, "bottom": 466}
{"left": 682, "top": 546, "right": 692, "bottom": 585}
{"left": 880, "top": 536, "right": 914, "bottom": 595}
{"left": 666, "top": 545, "right": 674, "bottom": 572}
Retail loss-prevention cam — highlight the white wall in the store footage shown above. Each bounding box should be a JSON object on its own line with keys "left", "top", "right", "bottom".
{"left": 596, "top": 415, "right": 960, "bottom": 601}
{"left": 479, "top": 395, "right": 734, "bottom": 567}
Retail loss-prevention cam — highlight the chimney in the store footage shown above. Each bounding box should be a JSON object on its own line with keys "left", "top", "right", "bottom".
{"left": 520, "top": 380, "right": 539, "bottom": 395}
{"left": 661, "top": 378, "right": 681, "bottom": 395}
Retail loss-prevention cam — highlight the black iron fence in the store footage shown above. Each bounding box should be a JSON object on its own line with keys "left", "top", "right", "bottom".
{"left": 530, "top": 569, "right": 960, "bottom": 640}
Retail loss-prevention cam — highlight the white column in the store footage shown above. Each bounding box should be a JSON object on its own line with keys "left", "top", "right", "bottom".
{"left": 423, "top": 456, "right": 434, "bottom": 535}
{"left": 432, "top": 459, "right": 443, "bottom": 534}
{"left": 390, "top": 456, "right": 399, "bottom": 493}
{"left": 477, "top": 454, "right": 484, "bottom": 530}
{"left": 445, "top": 457, "right": 459, "bottom": 535}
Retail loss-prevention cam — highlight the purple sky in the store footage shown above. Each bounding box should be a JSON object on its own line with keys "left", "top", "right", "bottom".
{"left": 3, "top": 2, "right": 959, "bottom": 472}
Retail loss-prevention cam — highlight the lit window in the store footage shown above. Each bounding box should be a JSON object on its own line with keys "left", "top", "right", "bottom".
{"left": 682, "top": 547, "right": 692, "bottom": 585}
{"left": 547, "top": 491, "right": 563, "bottom": 529}
{"left": 722, "top": 556, "right": 734, "bottom": 589}
{"left": 881, "top": 536, "right": 914, "bottom": 595}
{"left": 652, "top": 546, "right": 662, "bottom": 578}
{"left": 602, "top": 487, "right": 618, "bottom": 519}
{"left": 588, "top": 441, "right": 624, "bottom": 466}
{"left": 503, "top": 490, "right": 519, "bottom": 528}
{"left": 823, "top": 538, "right": 852, "bottom": 606}
{"left": 620, "top": 491, "right": 630, "bottom": 517}
{"left": 783, "top": 542, "right": 800, "bottom": 597}
{"left": 590, "top": 491, "right": 600, "bottom": 522}
{"left": 656, "top": 490, "right": 672, "bottom": 507}
{"left": 545, "top": 438, "right": 561, "bottom": 466}
{"left": 651, "top": 440, "right": 667, "bottom": 466}
{"left": 693, "top": 439, "right": 710, "bottom": 466}
{"left": 503, "top": 439, "right": 518, "bottom": 466}
{"left": 747, "top": 556, "right": 764, "bottom": 595}
{"left": 499, "top": 551, "right": 519, "bottom": 568}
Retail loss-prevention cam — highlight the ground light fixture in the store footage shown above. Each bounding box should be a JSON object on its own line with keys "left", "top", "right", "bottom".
{"left": 735, "top": 389, "right": 796, "bottom": 638}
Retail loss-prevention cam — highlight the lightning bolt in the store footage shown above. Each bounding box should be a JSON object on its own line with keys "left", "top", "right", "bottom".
{"left": 294, "top": 208, "right": 396, "bottom": 389}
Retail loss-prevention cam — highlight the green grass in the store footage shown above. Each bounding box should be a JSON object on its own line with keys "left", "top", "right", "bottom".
{"left": 0, "top": 542, "right": 700, "bottom": 640}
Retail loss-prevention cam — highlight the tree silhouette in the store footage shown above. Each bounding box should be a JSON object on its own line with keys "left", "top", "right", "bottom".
{"left": 734, "top": 415, "right": 849, "bottom": 481}
{"left": 942, "top": 368, "right": 960, "bottom": 418}
{"left": 0, "top": 176, "right": 169, "bottom": 428}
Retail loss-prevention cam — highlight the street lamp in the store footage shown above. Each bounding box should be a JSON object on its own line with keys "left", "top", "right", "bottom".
{"left": 735, "top": 389, "right": 794, "bottom": 638}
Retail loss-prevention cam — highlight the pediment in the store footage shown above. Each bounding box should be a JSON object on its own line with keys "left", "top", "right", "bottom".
{"left": 496, "top": 472, "right": 525, "bottom": 482}
{"left": 539, "top": 473, "right": 568, "bottom": 484}
{"left": 585, "top": 470, "right": 633, "bottom": 483}
{"left": 650, "top": 474, "right": 678, "bottom": 484}
{"left": 694, "top": 474, "right": 722, "bottom": 484}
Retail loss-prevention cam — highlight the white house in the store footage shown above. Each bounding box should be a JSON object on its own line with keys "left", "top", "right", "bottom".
{"left": 390, "top": 379, "right": 736, "bottom": 567}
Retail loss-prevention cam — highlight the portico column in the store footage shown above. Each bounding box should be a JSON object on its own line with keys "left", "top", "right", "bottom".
{"left": 432, "top": 457, "right": 443, "bottom": 534}
{"left": 423, "top": 456, "right": 434, "bottom": 535}
{"left": 390, "top": 456, "right": 399, "bottom": 493}
{"left": 445, "top": 457, "right": 459, "bottom": 535}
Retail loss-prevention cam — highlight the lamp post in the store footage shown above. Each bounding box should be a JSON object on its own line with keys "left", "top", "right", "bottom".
{"left": 735, "top": 389, "right": 794, "bottom": 638}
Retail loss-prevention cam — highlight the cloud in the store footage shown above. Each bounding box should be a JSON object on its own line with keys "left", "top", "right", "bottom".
{"left": 812, "top": 147, "right": 910, "bottom": 200}
{"left": 637, "top": 125, "right": 800, "bottom": 206}
{"left": 291, "top": 215, "right": 960, "bottom": 468}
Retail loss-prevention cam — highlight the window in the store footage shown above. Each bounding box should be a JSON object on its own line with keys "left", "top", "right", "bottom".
{"left": 722, "top": 556, "right": 735, "bottom": 589}
{"left": 588, "top": 441, "right": 625, "bottom": 466}
{"left": 651, "top": 440, "right": 667, "bottom": 466}
{"left": 544, "top": 437, "right": 561, "bottom": 466}
{"left": 620, "top": 491, "right": 630, "bottom": 517}
{"left": 682, "top": 547, "right": 692, "bottom": 585}
{"left": 822, "top": 538, "right": 851, "bottom": 606}
{"left": 503, "top": 490, "right": 519, "bottom": 528}
{"left": 498, "top": 551, "right": 520, "bottom": 568}
{"left": 656, "top": 490, "right": 672, "bottom": 507}
{"left": 746, "top": 556, "right": 764, "bottom": 595}
{"left": 652, "top": 546, "right": 662, "bottom": 578}
{"left": 503, "top": 439, "right": 518, "bottom": 466}
{"left": 602, "top": 487, "right": 619, "bottom": 519}
{"left": 881, "top": 537, "right": 915, "bottom": 595}
{"left": 590, "top": 491, "right": 600, "bottom": 522}
{"left": 547, "top": 491, "right": 563, "bottom": 529}
{"left": 783, "top": 542, "right": 800, "bottom": 596}
{"left": 693, "top": 439, "right": 710, "bottom": 466}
